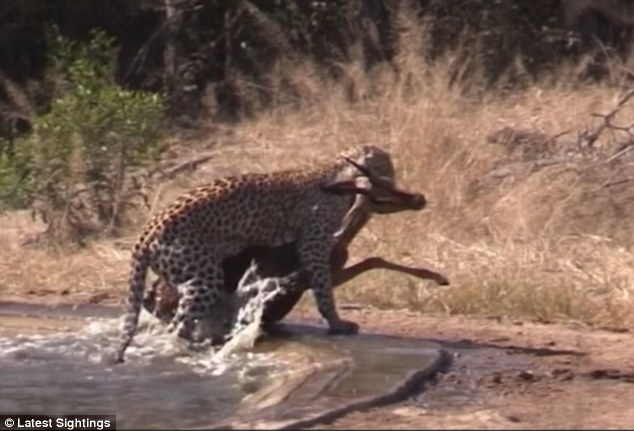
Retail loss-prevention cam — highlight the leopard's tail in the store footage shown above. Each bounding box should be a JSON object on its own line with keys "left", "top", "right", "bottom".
{"left": 115, "top": 248, "right": 151, "bottom": 363}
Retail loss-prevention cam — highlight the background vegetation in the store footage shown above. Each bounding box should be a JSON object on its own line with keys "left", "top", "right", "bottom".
{"left": 0, "top": 0, "right": 633, "bottom": 327}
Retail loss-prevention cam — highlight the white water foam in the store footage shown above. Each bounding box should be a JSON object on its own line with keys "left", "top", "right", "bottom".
{"left": 0, "top": 260, "right": 291, "bottom": 381}
{"left": 0, "top": 266, "right": 303, "bottom": 428}
{"left": 0, "top": 306, "right": 280, "bottom": 378}
{"left": 205, "top": 259, "right": 290, "bottom": 362}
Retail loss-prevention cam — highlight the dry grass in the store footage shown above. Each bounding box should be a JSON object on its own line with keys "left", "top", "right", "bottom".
{"left": 0, "top": 211, "right": 129, "bottom": 303}
{"left": 2, "top": 31, "right": 634, "bottom": 329}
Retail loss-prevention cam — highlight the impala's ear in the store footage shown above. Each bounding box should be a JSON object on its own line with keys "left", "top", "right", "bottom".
{"left": 321, "top": 177, "right": 371, "bottom": 195}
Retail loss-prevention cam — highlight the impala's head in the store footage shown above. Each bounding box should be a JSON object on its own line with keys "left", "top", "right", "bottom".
{"left": 324, "top": 144, "right": 426, "bottom": 214}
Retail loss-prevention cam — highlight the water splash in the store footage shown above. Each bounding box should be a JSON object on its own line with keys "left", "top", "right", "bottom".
{"left": 0, "top": 259, "right": 292, "bottom": 382}
{"left": 0, "top": 307, "right": 287, "bottom": 427}
{"left": 0, "top": 301, "right": 282, "bottom": 377}
{"left": 205, "top": 259, "right": 291, "bottom": 362}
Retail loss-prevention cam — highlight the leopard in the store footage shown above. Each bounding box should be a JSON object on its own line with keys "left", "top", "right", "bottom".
{"left": 115, "top": 144, "right": 413, "bottom": 363}
{"left": 143, "top": 169, "right": 447, "bottom": 338}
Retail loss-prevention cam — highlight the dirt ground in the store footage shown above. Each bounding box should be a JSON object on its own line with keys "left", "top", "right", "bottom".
{"left": 279, "top": 307, "right": 634, "bottom": 430}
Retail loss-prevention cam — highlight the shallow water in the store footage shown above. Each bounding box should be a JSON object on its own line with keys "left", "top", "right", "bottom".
{"left": 0, "top": 302, "right": 442, "bottom": 429}
{"left": 0, "top": 307, "right": 286, "bottom": 429}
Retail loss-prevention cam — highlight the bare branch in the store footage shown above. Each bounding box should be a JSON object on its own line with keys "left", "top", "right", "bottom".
{"left": 161, "top": 153, "right": 214, "bottom": 179}
{"left": 605, "top": 143, "right": 634, "bottom": 163}
{"left": 581, "top": 89, "right": 634, "bottom": 150}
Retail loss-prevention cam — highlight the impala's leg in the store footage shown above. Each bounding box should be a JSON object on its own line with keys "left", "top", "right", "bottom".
{"left": 334, "top": 257, "right": 449, "bottom": 287}
{"left": 329, "top": 193, "right": 449, "bottom": 287}
{"left": 143, "top": 279, "right": 159, "bottom": 315}
{"left": 328, "top": 194, "right": 371, "bottom": 273}
{"left": 333, "top": 195, "right": 371, "bottom": 250}
{"left": 144, "top": 278, "right": 178, "bottom": 323}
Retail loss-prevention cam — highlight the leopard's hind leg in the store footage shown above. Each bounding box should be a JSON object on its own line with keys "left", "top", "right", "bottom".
{"left": 164, "top": 251, "right": 227, "bottom": 343}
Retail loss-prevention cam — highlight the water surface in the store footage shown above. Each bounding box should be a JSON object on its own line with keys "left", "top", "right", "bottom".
{"left": 0, "top": 302, "right": 442, "bottom": 429}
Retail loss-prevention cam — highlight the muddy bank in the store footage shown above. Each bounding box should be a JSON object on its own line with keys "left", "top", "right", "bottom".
{"left": 291, "top": 308, "right": 634, "bottom": 430}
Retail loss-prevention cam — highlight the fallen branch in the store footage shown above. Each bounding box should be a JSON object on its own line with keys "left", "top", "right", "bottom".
{"left": 603, "top": 177, "right": 633, "bottom": 188}
{"left": 543, "top": 128, "right": 573, "bottom": 147}
{"left": 158, "top": 153, "right": 214, "bottom": 179}
{"left": 582, "top": 89, "right": 634, "bottom": 149}
{"left": 605, "top": 143, "right": 634, "bottom": 163}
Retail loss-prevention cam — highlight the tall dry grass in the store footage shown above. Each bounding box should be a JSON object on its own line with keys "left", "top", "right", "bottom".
{"left": 2, "top": 17, "right": 634, "bottom": 328}
{"left": 210, "top": 24, "right": 634, "bottom": 328}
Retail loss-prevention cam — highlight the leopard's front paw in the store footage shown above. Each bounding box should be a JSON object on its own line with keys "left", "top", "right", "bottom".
{"left": 327, "top": 319, "right": 359, "bottom": 335}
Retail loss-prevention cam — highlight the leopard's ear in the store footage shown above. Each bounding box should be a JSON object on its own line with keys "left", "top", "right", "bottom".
{"left": 344, "top": 156, "right": 396, "bottom": 189}
{"left": 321, "top": 177, "right": 371, "bottom": 196}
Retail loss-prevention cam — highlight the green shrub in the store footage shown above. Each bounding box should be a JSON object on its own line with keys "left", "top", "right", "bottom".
{"left": 0, "top": 28, "right": 165, "bottom": 243}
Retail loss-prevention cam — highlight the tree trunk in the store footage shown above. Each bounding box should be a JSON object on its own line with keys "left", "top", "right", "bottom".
{"left": 162, "top": 0, "right": 204, "bottom": 120}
